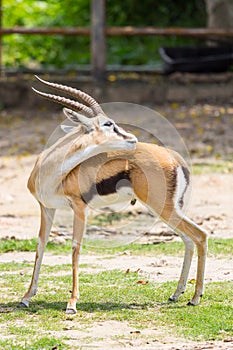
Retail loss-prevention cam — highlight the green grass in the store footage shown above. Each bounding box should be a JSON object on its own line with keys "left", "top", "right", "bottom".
{"left": 1, "top": 237, "right": 233, "bottom": 258}
{"left": 192, "top": 161, "right": 233, "bottom": 175}
{"left": 0, "top": 265, "right": 232, "bottom": 348}
{"left": 89, "top": 211, "right": 132, "bottom": 226}
{"left": 158, "top": 281, "right": 233, "bottom": 340}
{"left": 1, "top": 237, "right": 232, "bottom": 347}
{"left": 0, "top": 238, "right": 38, "bottom": 253}
{"left": 0, "top": 338, "right": 66, "bottom": 350}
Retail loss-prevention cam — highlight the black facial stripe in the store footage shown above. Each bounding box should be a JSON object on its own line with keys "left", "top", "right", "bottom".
{"left": 113, "top": 126, "right": 123, "bottom": 136}
{"left": 81, "top": 170, "right": 131, "bottom": 203}
{"left": 113, "top": 126, "right": 130, "bottom": 139}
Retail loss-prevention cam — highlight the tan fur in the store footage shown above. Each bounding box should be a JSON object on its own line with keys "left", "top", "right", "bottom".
{"left": 64, "top": 143, "right": 179, "bottom": 213}
{"left": 21, "top": 142, "right": 207, "bottom": 313}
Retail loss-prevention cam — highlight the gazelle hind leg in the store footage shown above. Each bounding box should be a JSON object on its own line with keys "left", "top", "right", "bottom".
{"left": 20, "top": 205, "right": 55, "bottom": 307}
{"left": 167, "top": 212, "right": 208, "bottom": 305}
{"left": 169, "top": 233, "right": 194, "bottom": 302}
{"left": 66, "top": 202, "right": 87, "bottom": 314}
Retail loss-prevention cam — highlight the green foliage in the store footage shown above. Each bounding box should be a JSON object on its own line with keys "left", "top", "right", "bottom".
{"left": 106, "top": 0, "right": 206, "bottom": 65}
{"left": 3, "top": 0, "right": 91, "bottom": 68}
{"left": 2, "top": 0, "right": 206, "bottom": 69}
{"left": 106, "top": 0, "right": 206, "bottom": 27}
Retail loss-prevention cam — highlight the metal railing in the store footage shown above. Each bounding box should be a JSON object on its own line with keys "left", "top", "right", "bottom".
{"left": 1, "top": 0, "right": 233, "bottom": 80}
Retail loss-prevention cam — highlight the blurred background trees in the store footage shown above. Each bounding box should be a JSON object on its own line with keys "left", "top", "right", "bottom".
{"left": 2, "top": 0, "right": 207, "bottom": 69}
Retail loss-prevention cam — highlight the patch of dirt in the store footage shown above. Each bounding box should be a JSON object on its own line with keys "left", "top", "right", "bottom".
{"left": 48, "top": 320, "right": 233, "bottom": 350}
{"left": 0, "top": 154, "right": 232, "bottom": 240}
{"left": 0, "top": 104, "right": 232, "bottom": 241}
{"left": 0, "top": 251, "right": 232, "bottom": 285}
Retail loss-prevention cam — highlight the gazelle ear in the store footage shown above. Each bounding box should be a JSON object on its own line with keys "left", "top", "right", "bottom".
{"left": 63, "top": 108, "right": 93, "bottom": 127}
{"left": 60, "top": 125, "right": 76, "bottom": 134}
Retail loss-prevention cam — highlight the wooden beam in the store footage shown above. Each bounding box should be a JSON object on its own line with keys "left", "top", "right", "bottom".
{"left": 0, "top": 27, "right": 90, "bottom": 35}
{"left": 1, "top": 26, "right": 233, "bottom": 38}
{"left": 107, "top": 26, "right": 233, "bottom": 38}
{"left": 91, "top": 0, "right": 106, "bottom": 81}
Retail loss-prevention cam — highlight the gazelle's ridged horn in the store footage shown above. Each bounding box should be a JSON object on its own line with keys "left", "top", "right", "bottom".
{"left": 35, "top": 75, "right": 104, "bottom": 115}
{"left": 32, "top": 88, "right": 95, "bottom": 118}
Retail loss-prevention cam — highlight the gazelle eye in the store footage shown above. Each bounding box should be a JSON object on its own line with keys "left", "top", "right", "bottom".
{"left": 104, "top": 121, "right": 113, "bottom": 127}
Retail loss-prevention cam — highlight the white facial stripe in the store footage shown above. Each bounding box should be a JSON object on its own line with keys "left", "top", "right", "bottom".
{"left": 115, "top": 126, "right": 137, "bottom": 143}
{"left": 101, "top": 122, "right": 137, "bottom": 144}
{"left": 116, "top": 126, "right": 129, "bottom": 136}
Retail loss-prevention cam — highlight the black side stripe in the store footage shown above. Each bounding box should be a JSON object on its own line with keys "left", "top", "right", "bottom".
{"left": 81, "top": 170, "right": 131, "bottom": 204}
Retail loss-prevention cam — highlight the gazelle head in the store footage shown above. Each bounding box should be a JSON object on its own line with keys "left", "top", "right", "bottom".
{"left": 32, "top": 76, "right": 137, "bottom": 151}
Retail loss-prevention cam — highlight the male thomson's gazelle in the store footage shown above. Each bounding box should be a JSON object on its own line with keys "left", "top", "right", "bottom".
{"left": 20, "top": 77, "right": 207, "bottom": 314}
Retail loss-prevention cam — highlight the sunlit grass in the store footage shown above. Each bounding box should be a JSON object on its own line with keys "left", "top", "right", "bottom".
{"left": 1, "top": 236, "right": 232, "bottom": 348}
{"left": 0, "top": 266, "right": 232, "bottom": 348}
{"left": 192, "top": 161, "right": 233, "bottom": 174}
{"left": 1, "top": 237, "right": 233, "bottom": 258}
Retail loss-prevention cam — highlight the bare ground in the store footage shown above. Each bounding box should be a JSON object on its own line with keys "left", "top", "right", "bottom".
{"left": 0, "top": 105, "right": 233, "bottom": 349}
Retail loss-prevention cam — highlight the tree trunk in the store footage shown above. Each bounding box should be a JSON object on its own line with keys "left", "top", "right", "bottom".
{"left": 205, "top": 0, "right": 233, "bottom": 43}
{"left": 205, "top": 0, "right": 233, "bottom": 28}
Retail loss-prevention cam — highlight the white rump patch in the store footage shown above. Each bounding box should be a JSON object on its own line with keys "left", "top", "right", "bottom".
{"left": 173, "top": 166, "right": 187, "bottom": 213}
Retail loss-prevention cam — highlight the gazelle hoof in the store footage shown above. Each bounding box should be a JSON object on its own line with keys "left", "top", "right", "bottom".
{"left": 187, "top": 301, "right": 196, "bottom": 306}
{"left": 18, "top": 301, "right": 29, "bottom": 308}
{"left": 66, "top": 307, "right": 76, "bottom": 315}
{"left": 168, "top": 295, "right": 177, "bottom": 302}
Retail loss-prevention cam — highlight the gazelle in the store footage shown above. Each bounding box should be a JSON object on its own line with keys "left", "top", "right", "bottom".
{"left": 20, "top": 77, "right": 207, "bottom": 314}
{"left": 27, "top": 76, "right": 137, "bottom": 209}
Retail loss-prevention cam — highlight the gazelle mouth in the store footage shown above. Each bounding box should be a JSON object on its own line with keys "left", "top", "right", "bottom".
{"left": 127, "top": 136, "right": 138, "bottom": 144}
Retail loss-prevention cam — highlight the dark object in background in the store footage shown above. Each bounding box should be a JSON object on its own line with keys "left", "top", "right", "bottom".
{"left": 159, "top": 46, "right": 233, "bottom": 74}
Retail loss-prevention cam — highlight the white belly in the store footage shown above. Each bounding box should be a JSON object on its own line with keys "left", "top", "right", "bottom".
{"left": 87, "top": 186, "right": 134, "bottom": 210}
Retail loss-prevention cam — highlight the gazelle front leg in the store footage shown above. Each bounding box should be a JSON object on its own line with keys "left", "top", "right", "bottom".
{"left": 20, "top": 205, "right": 55, "bottom": 307}
{"left": 66, "top": 202, "right": 87, "bottom": 314}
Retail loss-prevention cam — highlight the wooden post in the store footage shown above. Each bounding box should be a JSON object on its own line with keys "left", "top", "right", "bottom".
{"left": 91, "top": 0, "right": 106, "bottom": 81}
{"left": 0, "top": 0, "right": 2, "bottom": 76}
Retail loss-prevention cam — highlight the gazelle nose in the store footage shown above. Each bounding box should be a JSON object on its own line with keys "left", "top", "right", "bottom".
{"left": 129, "top": 134, "right": 138, "bottom": 143}
{"left": 116, "top": 125, "right": 138, "bottom": 144}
